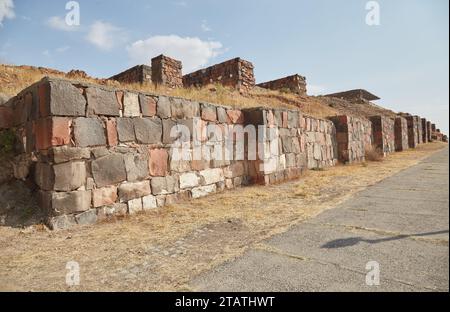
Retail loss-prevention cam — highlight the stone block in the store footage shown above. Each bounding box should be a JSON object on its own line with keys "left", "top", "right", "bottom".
{"left": 124, "top": 153, "right": 149, "bottom": 181}
{"left": 73, "top": 118, "right": 106, "bottom": 147}
{"left": 48, "top": 214, "right": 77, "bottom": 230}
{"left": 123, "top": 92, "right": 140, "bottom": 117}
{"left": 163, "top": 119, "right": 177, "bottom": 144}
{"left": 118, "top": 180, "right": 151, "bottom": 202}
{"left": 157, "top": 96, "right": 171, "bottom": 118}
{"left": 86, "top": 87, "right": 120, "bottom": 116}
{"left": 217, "top": 107, "right": 229, "bottom": 123}
{"left": 50, "top": 146, "right": 91, "bottom": 163}
{"left": 134, "top": 118, "right": 162, "bottom": 144}
{"left": 227, "top": 110, "right": 244, "bottom": 124}
{"left": 128, "top": 198, "right": 143, "bottom": 214}
{"left": 171, "top": 98, "right": 199, "bottom": 119}
{"left": 142, "top": 195, "right": 157, "bottom": 210}
{"left": 199, "top": 168, "right": 224, "bottom": 185}
{"left": 49, "top": 190, "right": 92, "bottom": 216}
{"left": 35, "top": 117, "right": 71, "bottom": 150}
{"left": 39, "top": 79, "right": 86, "bottom": 117}
{"left": 201, "top": 103, "right": 217, "bottom": 122}
{"left": 223, "top": 162, "right": 245, "bottom": 178}
{"left": 53, "top": 161, "right": 86, "bottom": 191}
{"left": 191, "top": 184, "right": 216, "bottom": 199}
{"left": 92, "top": 186, "right": 118, "bottom": 208}
{"left": 139, "top": 94, "right": 157, "bottom": 117}
{"left": 151, "top": 175, "right": 179, "bottom": 195}
{"left": 116, "top": 118, "right": 135, "bottom": 142}
{"left": 35, "top": 162, "right": 55, "bottom": 191}
{"left": 106, "top": 119, "right": 118, "bottom": 146}
{"left": 180, "top": 172, "right": 200, "bottom": 189}
{"left": 91, "top": 154, "right": 127, "bottom": 188}
{"left": 148, "top": 148, "right": 168, "bottom": 176}
{"left": 97, "top": 203, "right": 127, "bottom": 219}
{"left": 75, "top": 209, "right": 98, "bottom": 225}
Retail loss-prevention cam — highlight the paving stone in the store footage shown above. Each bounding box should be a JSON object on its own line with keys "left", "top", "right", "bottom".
{"left": 91, "top": 154, "right": 127, "bottom": 188}
{"left": 86, "top": 87, "right": 120, "bottom": 116}
{"left": 118, "top": 180, "right": 151, "bottom": 202}
{"left": 123, "top": 92, "right": 140, "bottom": 117}
{"left": 92, "top": 186, "right": 118, "bottom": 208}
{"left": 73, "top": 118, "right": 106, "bottom": 147}
{"left": 39, "top": 80, "right": 86, "bottom": 117}
{"left": 53, "top": 161, "right": 86, "bottom": 191}
{"left": 134, "top": 118, "right": 162, "bottom": 144}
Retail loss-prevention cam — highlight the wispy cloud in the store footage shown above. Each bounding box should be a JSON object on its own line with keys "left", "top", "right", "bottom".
{"left": 0, "top": 0, "right": 15, "bottom": 26}
{"left": 172, "top": 1, "right": 188, "bottom": 7}
{"left": 56, "top": 45, "right": 70, "bottom": 53}
{"left": 46, "top": 16, "right": 80, "bottom": 32}
{"left": 201, "top": 20, "right": 212, "bottom": 32}
{"left": 86, "top": 21, "right": 127, "bottom": 51}
{"left": 127, "top": 35, "right": 223, "bottom": 73}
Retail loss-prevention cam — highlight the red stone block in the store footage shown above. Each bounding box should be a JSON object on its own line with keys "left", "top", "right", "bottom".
{"left": 282, "top": 111, "right": 288, "bottom": 128}
{"left": 227, "top": 110, "right": 244, "bottom": 124}
{"left": 35, "top": 117, "right": 71, "bottom": 150}
{"left": 148, "top": 148, "right": 168, "bottom": 176}
{"left": 106, "top": 119, "right": 118, "bottom": 146}
{"left": 116, "top": 91, "right": 124, "bottom": 110}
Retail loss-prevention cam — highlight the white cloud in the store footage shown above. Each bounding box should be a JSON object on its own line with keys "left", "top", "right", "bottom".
{"left": 127, "top": 35, "right": 223, "bottom": 73}
{"left": 42, "top": 50, "right": 51, "bottom": 57}
{"left": 201, "top": 20, "right": 212, "bottom": 32}
{"left": 172, "top": 1, "right": 188, "bottom": 7}
{"left": 0, "top": 0, "right": 15, "bottom": 26}
{"left": 86, "top": 21, "right": 127, "bottom": 51}
{"left": 308, "top": 84, "right": 326, "bottom": 96}
{"left": 46, "top": 16, "right": 80, "bottom": 32}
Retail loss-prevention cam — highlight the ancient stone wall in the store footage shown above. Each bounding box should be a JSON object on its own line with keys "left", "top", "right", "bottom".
{"left": 151, "top": 55, "right": 183, "bottom": 88}
{"left": 182, "top": 58, "right": 255, "bottom": 92}
{"left": 394, "top": 117, "right": 409, "bottom": 152}
{"left": 421, "top": 118, "right": 429, "bottom": 143}
{"left": 427, "top": 121, "right": 432, "bottom": 142}
{"left": 256, "top": 74, "right": 307, "bottom": 96}
{"left": 110, "top": 65, "right": 152, "bottom": 84}
{"left": 370, "top": 116, "right": 395, "bottom": 155}
{"left": 2, "top": 77, "right": 340, "bottom": 229}
{"left": 329, "top": 115, "right": 372, "bottom": 164}
{"left": 405, "top": 116, "right": 419, "bottom": 148}
{"left": 414, "top": 116, "right": 423, "bottom": 144}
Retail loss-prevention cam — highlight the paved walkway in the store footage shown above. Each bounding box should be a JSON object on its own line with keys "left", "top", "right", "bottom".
{"left": 192, "top": 147, "right": 449, "bottom": 291}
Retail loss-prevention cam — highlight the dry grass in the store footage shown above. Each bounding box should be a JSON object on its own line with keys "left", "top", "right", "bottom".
{"left": 365, "top": 146, "right": 385, "bottom": 162}
{"left": 0, "top": 141, "right": 446, "bottom": 292}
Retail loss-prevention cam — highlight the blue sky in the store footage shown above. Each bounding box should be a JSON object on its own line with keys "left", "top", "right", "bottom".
{"left": 0, "top": 0, "right": 448, "bottom": 133}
